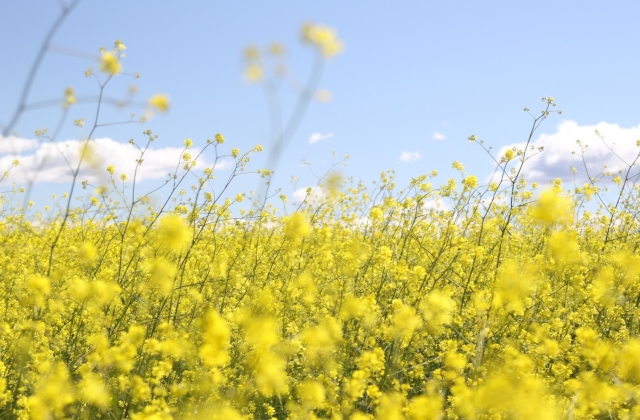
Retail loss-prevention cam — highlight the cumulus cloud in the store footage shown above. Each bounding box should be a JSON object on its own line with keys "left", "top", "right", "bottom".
{"left": 432, "top": 132, "right": 447, "bottom": 141}
{"left": 0, "top": 136, "right": 39, "bottom": 154}
{"left": 496, "top": 120, "right": 640, "bottom": 185}
{"left": 0, "top": 136, "right": 231, "bottom": 186}
{"left": 308, "top": 132, "right": 334, "bottom": 145}
{"left": 400, "top": 151, "right": 421, "bottom": 162}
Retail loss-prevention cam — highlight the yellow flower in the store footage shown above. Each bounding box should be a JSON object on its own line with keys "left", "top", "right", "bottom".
{"left": 199, "top": 309, "right": 231, "bottom": 368}
{"left": 462, "top": 175, "right": 478, "bottom": 189}
{"left": 148, "top": 93, "right": 170, "bottom": 112}
{"left": 493, "top": 259, "right": 535, "bottom": 313}
{"left": 529, "top": 189, "right": 573, "bottom": 225}
{"left": 370, "top": 207, "right": 384, "bottom": 222}
{"left": 284, "top": 212, "right": 310, "bottom": 239}
{"left": 26, "top": 362, "right": 75, "bottom": 418}
{"left": 79, "top": 372, "right": 110, "bottom": 409}
{"left": 77, "top": 242, "right": 97, "bottom": 265}
{"left": 504, "top": 149, "right": 515, "bottom": 162}
{"left": 64, "top": 87, "right": 76, "bottom": 105}
{"left": 297, "top": 380, "right": 326, "bottom": 409}
{"left": 408, "top": 395, "right": 443, "bottom": 420}
{"left": 215, "top": 133, "right": 225, "bottom": 144}
{"left": 301, "top": 23, "right": 344, "bottom": 58}
{"left": 618, "top": 339, "right": 640, "bottom": 383}
{"left": 28, "top": 275, "right": 51, "bottom": 296}
{"left": 420, "top": 290, "right": 455, "bottom": 333}
{"left": 157, "top": 215, "right": 190, "bottom": 252}
{"left": 388, "top": 301, "right": 422, "bottom": 342}
{"left": 106, "top": 165, "right": 115, "bottom": 175}
{"left": 148, "top": 258, "right": 176, "bottom": 296}
{"left": 99, "top": 52, "right": 122, "bottom": 74}
{"left": 244, "top": 64, "right": 264, "bottom": 83}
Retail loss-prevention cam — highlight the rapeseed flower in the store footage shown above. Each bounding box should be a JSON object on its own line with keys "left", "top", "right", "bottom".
{"left": 156, "top": 215, "right": 190, "bottom": 251}
{"left": 99, "top": 52, "right": 122, "bottom": 74}
{"left": 529, "top": 188, "right": 573, "bottom": 225}
{"left": 148, "top": 93, "right": 170, "bottom": 112}
{"left": 301, "top": 23, "right": 344, "bottom": 57}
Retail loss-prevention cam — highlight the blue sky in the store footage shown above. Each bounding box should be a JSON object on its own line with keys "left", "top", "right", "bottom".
{"left": 2, "top": 0, "right": 640, "bottom": 213}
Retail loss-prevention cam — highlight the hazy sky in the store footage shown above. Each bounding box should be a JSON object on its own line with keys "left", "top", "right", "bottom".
{"left": 2, "top": 0, "right": 640, "bottom": 212}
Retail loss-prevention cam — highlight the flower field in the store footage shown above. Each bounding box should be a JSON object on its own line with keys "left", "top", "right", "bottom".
{"left": 3, "top": 6, "right": 640, "bottom": 418}
{"left": 2, "top": 110, "right": 640, "bottom": 419}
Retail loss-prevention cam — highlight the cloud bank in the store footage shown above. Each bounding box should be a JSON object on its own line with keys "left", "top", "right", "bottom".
{"left": 497, "top": 120, "right": 640, "bottom": 185}
{"left": 0, "top": 136, "right": 231, "bottom": 186}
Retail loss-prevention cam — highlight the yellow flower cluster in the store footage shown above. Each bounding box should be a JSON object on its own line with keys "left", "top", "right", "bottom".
{"left": 301, "top": 23, "right": 344, "bottom": 58}
{"left": 242, "top": 22, "right": 343, "bottom": 86}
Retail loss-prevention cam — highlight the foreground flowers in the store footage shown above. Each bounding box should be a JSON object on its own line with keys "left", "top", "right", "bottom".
{"left": 2, "top": 167, "right": 640, "bottom": 419}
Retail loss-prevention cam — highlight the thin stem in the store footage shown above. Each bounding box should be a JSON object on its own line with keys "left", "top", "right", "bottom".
{"left": 2, "top": 0, "right": 82, "bottom": 138}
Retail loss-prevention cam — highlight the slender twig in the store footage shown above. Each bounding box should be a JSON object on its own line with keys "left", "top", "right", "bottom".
{"left": 2, "top": 0, "right": 82, "bottom": 138}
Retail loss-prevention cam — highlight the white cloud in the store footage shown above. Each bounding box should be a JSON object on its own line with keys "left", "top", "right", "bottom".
{"left": 400, "top": 151, "right": 421, "bottom": 162}
{"left": 308, "top": 132, "right": 334, "bottom": 145}
{"left": 432, "top": 132, "right": 447, "bottom": 141}
{"left": 0, "top": 136, "right": 231, "bottom": 186}
{"left": 0, "top": 136, "right": 39, "bottom": 154}
{"left": 422, "top": 198, "right": 450, "bottom": 212}
{"left": 496, "top": 120, "right": 640, "bottom": 185}
{"left": 292, "top": 186, "right": 325, "bottom": 206}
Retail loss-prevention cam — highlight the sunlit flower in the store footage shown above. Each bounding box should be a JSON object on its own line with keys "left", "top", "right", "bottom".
{"left": 148, "top": 93, "right": 170, "bottom": 112}
{"left": 99, "top": 52, "right": 122, "bottom": 74}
